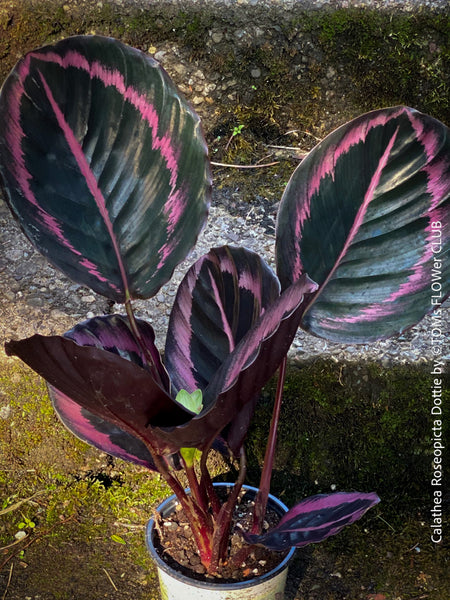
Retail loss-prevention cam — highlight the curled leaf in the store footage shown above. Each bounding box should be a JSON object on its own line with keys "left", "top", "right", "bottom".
{"left": 175, "top": 389, "right": 203, "bottom": 415}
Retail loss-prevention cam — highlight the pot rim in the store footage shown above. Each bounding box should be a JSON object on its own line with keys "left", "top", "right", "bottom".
{"left": 146, "top": 483, "right": 296, "bottom": 591}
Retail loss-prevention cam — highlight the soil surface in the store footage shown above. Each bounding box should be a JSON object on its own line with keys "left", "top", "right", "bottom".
{"left": 152, "top": 487, "right": 289, "bottom": 583}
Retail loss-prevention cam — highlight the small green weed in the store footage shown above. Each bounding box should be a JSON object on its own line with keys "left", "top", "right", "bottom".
{"left": 17, "top": 514, "right": 36, "bottom": 530}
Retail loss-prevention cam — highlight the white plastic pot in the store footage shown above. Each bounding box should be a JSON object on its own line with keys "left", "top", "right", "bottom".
{"left": 146, "top": 483, "right": 295, "bottom": 600}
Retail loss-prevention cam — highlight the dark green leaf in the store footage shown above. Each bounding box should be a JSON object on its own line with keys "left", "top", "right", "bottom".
{"left": 276, "top": 106, "right": 450, "bottom": 342}
{"left": 0, "top": 35, "right": 210, "bottom": 302}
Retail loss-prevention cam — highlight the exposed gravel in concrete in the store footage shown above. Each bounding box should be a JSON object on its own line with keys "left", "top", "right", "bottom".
{"left": 113, "top": 0, "right": 450, "bottom": 9}
{"left": 1, "top": 182, "right": 448, "bottom": 367}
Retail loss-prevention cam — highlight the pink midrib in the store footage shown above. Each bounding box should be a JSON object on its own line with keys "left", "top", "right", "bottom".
{"left": 330, "top": 113, "right": 449, "bottom": 324}
{"left": 290, "top": 108, "right": 406, "bottom": 281}
{"left": 38, "top": 71, "right": 130, "bottom": 294}
{"left": 302, "top": 127, "right": 400, "bottom": 318}
{"left": 8, "top": 45, "right": 188, "bottom": 294}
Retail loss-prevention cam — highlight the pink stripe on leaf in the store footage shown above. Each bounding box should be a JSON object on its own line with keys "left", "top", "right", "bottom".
{"left": 38, "top": 71, "right": 129, "bottom": 296}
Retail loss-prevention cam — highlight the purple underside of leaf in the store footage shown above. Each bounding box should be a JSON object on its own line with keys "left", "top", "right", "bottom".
{"left": 220, "top": 395, "right": 259, "bottom": 456}
{"left": 155, "top": 274, "right": 318, "bottom": 451}
{"left": 275, "top": 106, "right": 450, "bottom": 342}
{"left": 243, "top": 492, "right": 380, "bottom": 551}
{"left": 4, "top": 334, "right": 192, "bottom": 456}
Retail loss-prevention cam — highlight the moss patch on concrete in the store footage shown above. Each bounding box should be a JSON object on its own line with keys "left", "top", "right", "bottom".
{"left": 2, "top": 2, "right": 449, "bottom": 121}
{"left": 247, "top": 360, "right": 449, "bottom": 600}
{"left": 306, "top": 8, "right": 450, "bottom": 120}
{"left": 1, "top": 355, "right": 448, "bottom": 598}
{"left": 0, "top": 355, "right": 168, "bottom": 598}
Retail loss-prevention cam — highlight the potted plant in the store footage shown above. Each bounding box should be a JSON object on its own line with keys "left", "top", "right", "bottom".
{"left": 0, "top": 35, "right": 448, "bottom": 599}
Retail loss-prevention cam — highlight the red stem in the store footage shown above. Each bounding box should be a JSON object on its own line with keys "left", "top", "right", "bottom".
{"left": 183, "top": 457, "right": 209, "bottom": 514}
{"left": 209, "top": 447, "right": 247, "bottom": 574}
{"left": 200, "top": 445, "right": 222, "bottom": 517}
{"left": 124, "top": 299, "right": 213, "bottom": 567}
{"left": 146, "top": 443, "right": 214, "bottom": 567}
{"left": 251, "top": 355, "right": 287, "bottom": 534}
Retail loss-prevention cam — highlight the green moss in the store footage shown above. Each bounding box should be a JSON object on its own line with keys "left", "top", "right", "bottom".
{"left": 304, "top": 8, "right": 450, "bottom": 122}
{"left": 307, "top": 515, "right": 449, "bottom": 599}
{"left": 0, "top": 355, "right": 168, "bottom": 597}
{"left": 247, "top": 361, "right": 449, "bottom": 516}
{"left": 211, "top": 7, "right": 450, "bottom": 184}
{"left": 1, "top": 353, "right": 449, "bottom": 597}
{"left": 121, "top": 4, "right": 214, "bottom": 56}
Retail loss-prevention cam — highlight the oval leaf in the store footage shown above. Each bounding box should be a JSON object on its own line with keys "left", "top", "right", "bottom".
{"left": 46, "top": 315, "right": 172, "bottom": 468}
{"left": 244, "top": 492, "right": 380, "bottom": 551}
{"left": 165, "top": 246, "right": 281, "bottom": 395}
{"left": 276, "top": 106, "right": 450, "bottom": 342}
{"left": 156, "top": 274, "right": 318, "bottom": 451}
{"left": 0, "top": 35, "right": 210, "bottom": 302}
{"left": 48, "top": 386, "right": 159, "bottom": 469}
{"left": 175, "top": 389, "right": 203, "bottom": 415}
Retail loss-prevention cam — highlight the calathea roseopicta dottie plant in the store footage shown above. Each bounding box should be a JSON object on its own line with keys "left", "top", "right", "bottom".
{"left": 0, "top": 35, "right": 449, "bottom": 580}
